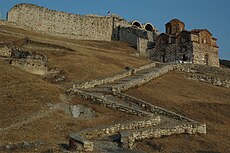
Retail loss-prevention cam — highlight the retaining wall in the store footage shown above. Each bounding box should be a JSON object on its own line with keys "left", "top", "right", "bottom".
{"left": 69, "top": 116, "right": 161, "bottom": 151}
{"left": 74, "top": 89, "right": 153, "bottom": 117}
{"left": 80, "top": 116, "right": 161, "bottom": 139}
{"left": 111, "top": 64, "right": 176, "bottom": 92}
{"left": 121, "top": 122, "right": 206, "bottom": 149}
{"left": 74, "top": 63, "right": 156, "bottom": 89}
{"left": 186, "top": 73, "right": 230, "bottom": 88}
{"left": 176, "top": 64, "right": 230, "bottom": 88}
{"left": 115, "top": 93, "right": 194, "bottom": 122}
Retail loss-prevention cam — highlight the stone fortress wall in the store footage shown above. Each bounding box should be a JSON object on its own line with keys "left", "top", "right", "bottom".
{"left": 7, "top": 3, "right": 158, "bottom": 49}
{"left": 8, "top": 4, "right": 115, "bottom": 41}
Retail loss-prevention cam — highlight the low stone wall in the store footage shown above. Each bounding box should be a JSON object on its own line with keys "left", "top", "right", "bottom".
{"left": 112, "top": 64, "right": 176, "bottom": 92}
{"left": 186, "top": 73, "right": 230, "bottom": 88}
{"left": 115, "top": 93, "right": 194, "bottom": 122}
{"left": 134, "top": 62, "right": 156, "bottom": 72}
{"left": 121, "top": 122, "right": 206, "bottom": 149}
{"left": 80, "top": 116, "right": 161, "bottom": 139}
{"left": 74, "top": 63, "right": 156, "bottom": 89}
{"left": 74, "top": 89, "right": 153, "bottom": 117}
{"left": 69, "top": 116, "right": 161, "bottom": 151}
{"left": 75, "top": 70, "right": 132, "bottom": 89}
{"left": 175, "top": 64, "right": 230, "bottom": 88}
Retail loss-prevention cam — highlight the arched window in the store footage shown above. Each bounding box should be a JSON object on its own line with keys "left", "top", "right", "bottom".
{"left": 144, "top": 23, "right": 154, "bottom": 32}
{"left": 131, "top": 21, "right": 142, "bottom": 29}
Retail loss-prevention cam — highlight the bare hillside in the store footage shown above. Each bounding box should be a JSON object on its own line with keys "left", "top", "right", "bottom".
{"left": 0, "top": 25, "right": 229, "bottom": 153}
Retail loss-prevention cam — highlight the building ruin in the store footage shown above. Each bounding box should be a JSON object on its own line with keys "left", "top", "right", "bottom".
{"left": 0, "top": 43, "right": 48, "bottom": 75}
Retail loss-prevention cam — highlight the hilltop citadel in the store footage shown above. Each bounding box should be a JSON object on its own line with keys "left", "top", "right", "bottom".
{"left": 1, "top": 3, "right": 219, "bottom": 75}
{"left": 0, "top": 3, "right": 229, "bottom": 153}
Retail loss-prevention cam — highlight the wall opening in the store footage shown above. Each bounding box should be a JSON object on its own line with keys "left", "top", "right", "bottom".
{"left": 144, "top": 23, "right": 154, "bottom": 32}
{"left": 205, "top": 54, "right": 209, "bottom": 65}
{"left": 131, "top": 21, "right": 142, "bottom": 29}
{"left": 182, "top": 54, "right": 188, "bottom": 61}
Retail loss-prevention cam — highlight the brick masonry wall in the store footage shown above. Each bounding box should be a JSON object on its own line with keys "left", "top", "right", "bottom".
{"left": 7, "top": 4, "right": 129, "bottom": 41}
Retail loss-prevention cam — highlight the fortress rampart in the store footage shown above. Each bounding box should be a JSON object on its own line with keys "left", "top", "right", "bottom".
{"left": 7, "top": 4, "right": 119, "bottom": 41}
{"left": 7, "top": 3, "right": 158, "bottom": 54}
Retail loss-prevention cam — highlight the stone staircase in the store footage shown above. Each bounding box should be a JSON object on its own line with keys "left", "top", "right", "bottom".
{"left": 68, "top": 63, "right": 206, "bottom": 152}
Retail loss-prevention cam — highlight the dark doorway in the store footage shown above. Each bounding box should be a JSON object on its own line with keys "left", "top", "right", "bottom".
{"left": 182, "top": 54, "right": 188, "bottom": 61}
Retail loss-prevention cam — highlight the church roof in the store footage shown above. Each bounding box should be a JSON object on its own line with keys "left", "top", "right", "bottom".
{"left": 191, "top": 29, "right": 212, "bottom": 36}
{"left": 166, "top": 19, "right": 185, "bottom": 25}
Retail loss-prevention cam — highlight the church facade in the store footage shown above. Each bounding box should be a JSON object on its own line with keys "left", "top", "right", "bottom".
{"left": 149, "top": 19, "right": 219, "bottom": 67}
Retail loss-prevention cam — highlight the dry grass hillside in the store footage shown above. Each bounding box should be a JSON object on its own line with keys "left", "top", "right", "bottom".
{"left": 126, "top": 72, "right": 230, "bottom": 153}
{"left": 0, "top": 24, "right": 229, "bottom": 153}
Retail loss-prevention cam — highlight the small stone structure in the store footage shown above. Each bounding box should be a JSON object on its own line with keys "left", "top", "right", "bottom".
{"left": 149, "top": 19, "right": 219, "bottom": 67}
{"left": 0, "top": 43, "right": 48, "bottom": 75}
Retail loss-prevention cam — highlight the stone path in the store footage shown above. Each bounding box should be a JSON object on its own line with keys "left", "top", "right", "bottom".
{"left": 69, "top": 63, "right": 206, "bottom": 151}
